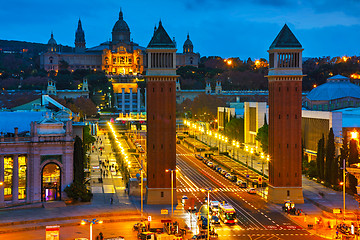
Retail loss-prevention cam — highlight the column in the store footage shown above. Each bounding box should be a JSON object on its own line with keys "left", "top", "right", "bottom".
{"left": 137, "top": 88, "right": 141, "bottom": 112}
{"left": 12, "top": 154, "right": 19, "bottom": 202}
{"left": 129, "top": 88, "right": 133, "bottom": 113}
{"left": 121, "top": 88, "right": 125, "bottom": 113}
{"left": 144, "top": 88, "right": 147, "bottom": 112}
{"left": 0, "top": 155, "right": 4, "bottom": 206}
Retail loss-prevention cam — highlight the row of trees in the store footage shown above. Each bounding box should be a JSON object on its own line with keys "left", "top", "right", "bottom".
{"left": 307, "top": 129, "right": 360, "bottom": 194}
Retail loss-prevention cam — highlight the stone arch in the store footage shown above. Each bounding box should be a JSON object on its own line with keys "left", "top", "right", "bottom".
{"left": 41, "top": 160, "right": 63, "bottom": 202}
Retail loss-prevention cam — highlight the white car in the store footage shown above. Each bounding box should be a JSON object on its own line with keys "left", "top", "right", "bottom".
{"left": 207, "top": 161, "right": 213, "bottom": 168}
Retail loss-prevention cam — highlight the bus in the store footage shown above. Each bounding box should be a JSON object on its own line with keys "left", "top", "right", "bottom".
{"left": 218, "top": 202, "right": 237, "bottom": 224}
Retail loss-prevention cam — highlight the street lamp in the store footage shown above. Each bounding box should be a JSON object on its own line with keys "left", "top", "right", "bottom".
{"left": 250, "top": 148, "right": 254, "bottom": 168}
{"left": 200, "top": 187, "right": 218, "bottom": 240}
{"left": 165, "top": 169, "right": 178, "bottom": 217}
{"left": 81, "top": 218, "right": 103, "bottom": 240}
{"left": 139, "top": 168, "right": 144, "bottom": 218}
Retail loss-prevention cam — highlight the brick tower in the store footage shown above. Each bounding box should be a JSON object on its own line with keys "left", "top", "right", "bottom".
{"left": 146, "top": 20, "right": 177, "bottom": 204}
{"left": 267, "top": 24, "right": 304, "bottom": 203}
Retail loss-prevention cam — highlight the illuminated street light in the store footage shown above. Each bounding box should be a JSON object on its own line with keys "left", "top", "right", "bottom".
{"left": 81, "top": 218, "right": 103, "bottom": 240}
{"left": 166, "top": 169, "right": 178, "bottom": 217}
{"left": 200, "top": 187, "right": 218, "bottom": 240}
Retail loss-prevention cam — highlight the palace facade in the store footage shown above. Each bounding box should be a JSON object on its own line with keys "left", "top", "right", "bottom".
{"left": 40, "top": 10, "right": 200, "bottom": 74}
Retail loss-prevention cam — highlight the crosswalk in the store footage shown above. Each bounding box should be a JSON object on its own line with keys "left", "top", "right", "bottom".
{"left": 176, "top": 187, "right": 248, "bottom": 193}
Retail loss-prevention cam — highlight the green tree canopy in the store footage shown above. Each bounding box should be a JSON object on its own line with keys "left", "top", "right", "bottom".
{"left": 255, "top": 123, "right": 268, "bottom": 154}
{"left": 224, "top": 118, "right": 244, "bottom": 143}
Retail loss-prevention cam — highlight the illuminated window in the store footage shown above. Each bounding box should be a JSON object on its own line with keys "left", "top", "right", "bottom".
{"left": 18, "top": 155, "right": 27, "bottom": 200}
{"left": 4, "top": 156, "right": 13, "bottom": 201}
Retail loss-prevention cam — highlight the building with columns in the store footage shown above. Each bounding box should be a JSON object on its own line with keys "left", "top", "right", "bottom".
{"left": 146, "top": 20, "right": 177, "bottom": 205}
{"left": 0, "top": 112, "right": 74, "bottom": 207}
{"left": 267, "top": 24, "right": 304, "bottom": 203}
{"left": 40, "top": 10, "right": 199, "bottom": 74}
{"left": 112, "top": 81, "right": 145, "bottom": 113}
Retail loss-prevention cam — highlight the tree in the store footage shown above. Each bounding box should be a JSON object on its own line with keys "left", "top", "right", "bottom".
{"left": 316, "top": 134, "right": 325, "bottom": 180}
{"left": 348, "top": 139, "right": 359, "bottom": 194}
{"left": 224, "top": 118, "right": 244, "bottom": 143}
{"left": 325, "top": 128, "right": 336, "bottom": 185}
{"left": 73, "top": 136, "right": 85, "bottom": 184}
{"left": 255, "top": 123, "right": 268, "bottom": 154}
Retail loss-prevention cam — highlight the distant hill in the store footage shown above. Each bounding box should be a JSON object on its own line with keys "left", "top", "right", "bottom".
{"left": 0, "top": 39, "right": 74, "bottom": 56}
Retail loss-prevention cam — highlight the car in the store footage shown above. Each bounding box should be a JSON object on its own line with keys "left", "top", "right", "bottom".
{"left": 216, "top": 167, "right": 222, "bottom": 172}
{"left": 221, "top": 170, "right": 227, "bottom": 176}
{"left": 229, "top": 175, "right": 237, "bottom": 182}
{"left": 195, "top": 154, "right": 204, "bottom": 160}
{"left": 207, "top": 162, "right": 213, "bottom": 168}
{"left": 212, "top": 164, "right": 218, "bottom": 170}
{"left": 248, "top": 188, "right": 256, "bottom": 194}
{"left": 225, "top": 173, "right": 231, "bottom": 179}
{"left": 211, "top": 215, "right": 221, "bottom": 224}
{"left": 191, "top": 234, "right": 207, "bottom": 239}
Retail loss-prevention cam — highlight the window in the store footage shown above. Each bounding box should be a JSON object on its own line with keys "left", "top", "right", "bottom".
{"left": 161, "top": 192, "right": 164, "bottom": 197}
{"left": 4, "top": 156, "right": 13, "bottom": 201}
{"left": 279, "top": 114, "right": 281, "bottom": 119}
{"left": 18, "top": 155, "right": 27, "bottom": 200}
{"left": 287, "top": 190, "right": 290, "bottom": 196}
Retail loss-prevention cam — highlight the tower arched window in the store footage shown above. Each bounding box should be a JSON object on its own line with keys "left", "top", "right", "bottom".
{"left": 49, "top": 57, "right": 53, "bottom": 64}
{"left": 190, "top": 57, "right": 193, "bottom": 65}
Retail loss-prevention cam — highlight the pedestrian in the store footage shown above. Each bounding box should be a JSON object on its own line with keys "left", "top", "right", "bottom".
{"left": 99, "top": 232, "right": 104, "bottom": 240}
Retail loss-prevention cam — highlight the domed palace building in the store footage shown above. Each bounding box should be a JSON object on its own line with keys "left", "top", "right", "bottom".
{"left": 304, "top": 75, "right": 360, "bottom": 111}
{"left": 40, "top": 9, "right": 200, "bottom": 74}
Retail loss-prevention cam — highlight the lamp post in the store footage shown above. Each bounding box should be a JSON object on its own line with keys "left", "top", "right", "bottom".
{"left": 81, "top": 218, "right": 103, "bottom": 240}
{"left": 250, "top": 148, "right": 254, "bottom": 168}
{"left": 139, "top": 168, "right": 144, "bottom": 218}
{"left": 166, "top": 169, "right": 178, "bottom": 217}
{"left": 200, "top": 187, "right": 218, "bottom": 240}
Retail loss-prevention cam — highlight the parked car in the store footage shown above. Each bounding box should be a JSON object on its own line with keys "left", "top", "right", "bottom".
{"left": 225, "top": 173, "right": 231, "bottom": 179}
{"left": 207, "top": 162, "right": 213, "bottom": 168}
{"left": 229, "top": 175, "right": 237, "bottom": 182}
{"left": 248, "top": 188, "right": 256, "bottom": 194}
{"left": 221, "top": 170, "right": 227, "bottom": 176}
{"left": 212, "top": 164, "right": 218, "bottom": 170}
{"left": 195, "top": 154, "right": 204, "bottom": 160}
{"left": 191, "top": 234, "right": 207, "bottom": 239}
{"left": 216, "top": 167, "right": 222, "bottom": 173}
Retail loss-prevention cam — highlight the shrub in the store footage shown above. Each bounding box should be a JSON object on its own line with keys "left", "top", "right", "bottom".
{"left": 64, "top": 182, "right": 93, "bottom": 202}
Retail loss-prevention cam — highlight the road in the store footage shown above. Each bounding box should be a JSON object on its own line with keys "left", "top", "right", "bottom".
{"left": 175, "top": 143, "right": 324, "bottom": 240}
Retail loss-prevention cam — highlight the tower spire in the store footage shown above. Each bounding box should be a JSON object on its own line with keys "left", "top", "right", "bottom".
{"left": 119, "top": 8, "right": 123, "bottom": 20}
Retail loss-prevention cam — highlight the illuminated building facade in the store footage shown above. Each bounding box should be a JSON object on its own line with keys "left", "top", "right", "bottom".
{"left": 40, "top": 10, "right": 199, "bottom": 74}
{"left": 267, "top": 24, "right": 304, "bottom": 203}
{"left": 112, "top": 82, "right": 145, "bottom": 113}
{"left": 146, "top": 21, "right": 177, "bottom": 204}
{"left": 0, "top": 113, "right": 74, "bottom": 207}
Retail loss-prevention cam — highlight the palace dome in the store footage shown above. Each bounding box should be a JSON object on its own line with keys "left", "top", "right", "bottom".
{"left": 112, "top": 10, "right": 130, "bottom": 33}
{"left": 47, "top": 33, "right": 57, "bottom": 45}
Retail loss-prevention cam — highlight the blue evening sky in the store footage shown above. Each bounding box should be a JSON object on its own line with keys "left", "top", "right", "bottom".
{"left": 1, "top": 0, "right": 360, "bottom": 59}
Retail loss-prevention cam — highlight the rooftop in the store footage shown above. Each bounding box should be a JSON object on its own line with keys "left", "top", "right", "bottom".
{"left": 269, "top": 24, "right": 302, "bottom": 49}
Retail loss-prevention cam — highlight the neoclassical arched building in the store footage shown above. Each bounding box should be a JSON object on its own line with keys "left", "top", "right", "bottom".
{"left": 0, "top": 114, "right": 74, "bottom": 207}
